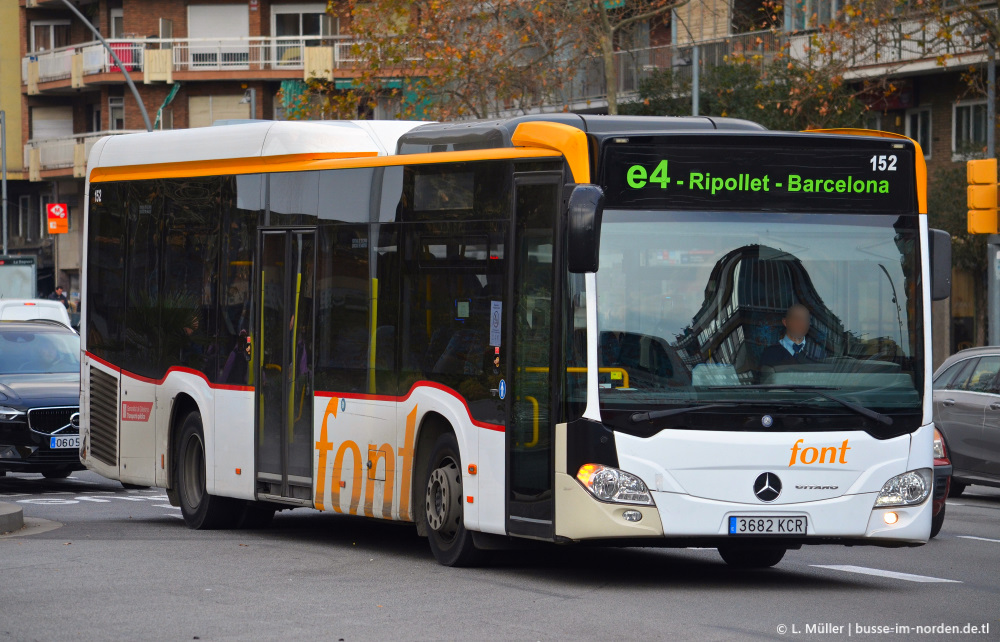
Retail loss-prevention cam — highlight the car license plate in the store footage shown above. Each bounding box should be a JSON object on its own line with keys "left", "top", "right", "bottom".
{"left": 729, "top": 516, "right": 807, "bottom": 535}
{"left": 50, "top": 435, "right": 80, "bottom": 449}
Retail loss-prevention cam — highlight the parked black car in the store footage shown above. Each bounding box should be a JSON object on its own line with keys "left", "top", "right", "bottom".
{"left": 932, "top": 346, "right": 1000, "bottom": 496}
{"left": 0, "top": 320, "right": 83, "bottom": 479}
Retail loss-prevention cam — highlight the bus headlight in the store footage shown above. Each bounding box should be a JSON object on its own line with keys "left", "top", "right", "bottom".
{"left": 873, "top": 468, "right": 933, "bottom": 508}
{"left": 576, "top": 464, "right": 653, "bottom": 505}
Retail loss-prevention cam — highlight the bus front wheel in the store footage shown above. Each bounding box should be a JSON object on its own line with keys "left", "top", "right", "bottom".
{"left": 175, "top": 411, "right": 240, "bottom": 529}
{"left": 422, "top": 433, "right": 481, "bottom": 567}
{"left": 718, "top": 546, "right": 786, "bottom": 569}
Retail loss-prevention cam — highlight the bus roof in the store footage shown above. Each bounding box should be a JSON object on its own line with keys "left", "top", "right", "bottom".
{"left": 86, "top": 120, "right": 428, "bottom": 177}
{"left": 397, "top": 115, "right": 766, "bottom": 154}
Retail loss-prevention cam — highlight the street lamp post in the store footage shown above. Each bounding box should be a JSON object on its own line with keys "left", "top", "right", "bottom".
{"left": 59, "top": 0, "right": 152, "bottom": 132}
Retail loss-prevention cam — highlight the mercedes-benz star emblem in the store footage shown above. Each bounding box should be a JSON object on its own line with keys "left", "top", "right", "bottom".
{"left": 761, "top": 414, "right": 773, "bottom": 428}
{"left": 754, "top": 472, "right": 782, "bottom": 502}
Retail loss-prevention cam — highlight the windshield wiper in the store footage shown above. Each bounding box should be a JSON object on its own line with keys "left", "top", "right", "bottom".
{"left": 707, "top": 384, "right": 893, "bottom": 426}
{"left": 631, "top": 403, "right": 737, "bottom": 423}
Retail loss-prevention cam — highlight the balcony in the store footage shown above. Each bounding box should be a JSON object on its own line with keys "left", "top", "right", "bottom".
{"left": 22, "top": 36, "right": 368, "bottom": 92}
{"left": 23, "top": 130, "right": 144, "bottom": 181}
{"left": 553, "top": 30, "right": 786, "bottom": 110}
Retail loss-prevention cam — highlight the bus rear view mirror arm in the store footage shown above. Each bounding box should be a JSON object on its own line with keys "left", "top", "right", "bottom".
{"left": 567, "top": 185, "right": 605, "bottom": 274}
{"left": 929, "top": 228, "right": 951, "bottom": 302}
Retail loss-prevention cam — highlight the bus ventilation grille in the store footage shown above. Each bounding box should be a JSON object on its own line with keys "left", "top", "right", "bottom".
{"left": 88, "top": 366, "right": 119, "bottom": 467}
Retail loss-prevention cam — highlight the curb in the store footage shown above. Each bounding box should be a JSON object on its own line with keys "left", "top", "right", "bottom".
{"left": 0, "top": 501, "right": 25, "bottom": 534}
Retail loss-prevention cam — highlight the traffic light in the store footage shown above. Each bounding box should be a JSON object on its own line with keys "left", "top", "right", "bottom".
{"left": 968, "top": 158, "right": 998, "bottom": 234}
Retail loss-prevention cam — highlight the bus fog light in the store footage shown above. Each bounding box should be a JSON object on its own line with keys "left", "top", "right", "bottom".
{"left": 874, "top": 468, "right": 932, "bottom": 508}
{"left": 622, "top": 510, "right": 642, "bottom": 522}
{"left": 576, "top": 464, "right": 653, "bottom": 505}
{"left": 883, "top": 511, "right": 898, "bottom": 525}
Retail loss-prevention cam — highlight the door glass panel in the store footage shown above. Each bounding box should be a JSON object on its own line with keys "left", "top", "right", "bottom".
{"left": 510, "top": 182, "right": 558, "bottom": 507}
{"left": 258, "top": 233, "right": 286, "bottom": 478}
{"left": 288, "top": 233, "right": 314, "bottom": 479}
{"left": 963, "top": 357, "right": 1000, "bottom": 393}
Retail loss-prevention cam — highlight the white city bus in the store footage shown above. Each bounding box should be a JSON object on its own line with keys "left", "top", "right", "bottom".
{"left": 80, "top": 116, "right": 951, "bottom": 567}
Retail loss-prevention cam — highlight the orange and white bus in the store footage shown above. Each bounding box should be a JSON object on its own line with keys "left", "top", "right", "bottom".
{"left": 81, "top": 116, "right": 950, "bottom": 567}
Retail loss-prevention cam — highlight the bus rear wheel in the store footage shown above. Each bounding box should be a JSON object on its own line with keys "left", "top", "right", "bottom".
{"left": 718, "top": 546, "right": 786, "bottom": 569}
{"left": 422, "top": 433, "right": 481, "bottom": 567}
{"left": 176, "top": 411, "right": 240, "bottom": 529}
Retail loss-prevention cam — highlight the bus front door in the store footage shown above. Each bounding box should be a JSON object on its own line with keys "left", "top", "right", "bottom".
{"left": 256, "top": 229, "right": 316, "bottom": 503}
{"left": 506, "top": 176, "right": 561, "bottom": 539}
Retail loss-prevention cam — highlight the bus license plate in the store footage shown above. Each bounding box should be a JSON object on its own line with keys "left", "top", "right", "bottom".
{"left": 729, "top": 516, "right": 807, "bottom": 535}
{"left": 50, "top": 435, "right": 80, "bottom": 449}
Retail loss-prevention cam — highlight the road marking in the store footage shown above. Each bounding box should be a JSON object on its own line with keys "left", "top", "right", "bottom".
{"left": 154, "top": 504, "right": 180, "bottom": 510}
{"left": 811, "top": 565, "right": 961, "bottom": 583}
{"left": 957, "top": 535, "right": 1000, "bottom": 544}
{"left": 166, "top": 513, "right": 183, "bottom": 519}
{"left": 947, "top": 501, "right": 964, "bottom": 505}
{"left": 75, "top": 496, "right": 111, "bottom": 503}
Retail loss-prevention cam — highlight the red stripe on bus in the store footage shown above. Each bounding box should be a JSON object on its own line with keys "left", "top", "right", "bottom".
{"left": 81, "top": 354, "right": 498, "bottom": 432}
{"left": 316, "top": 382, "right": 506, "bottom": 433}
{"left": 83, "top": 352, "right": 254, "bottom": 392}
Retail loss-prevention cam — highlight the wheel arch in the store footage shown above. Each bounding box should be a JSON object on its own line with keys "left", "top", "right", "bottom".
{"left": 411, "top": 411, "right": 455, "bottom": 537}
{"left": 166, "top": 393, "right": 201, "bottom": 491}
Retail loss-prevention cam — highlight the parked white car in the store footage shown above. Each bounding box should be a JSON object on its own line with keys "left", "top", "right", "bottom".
{"left": 0, "top": 299, "right": 73, "bottom": 330}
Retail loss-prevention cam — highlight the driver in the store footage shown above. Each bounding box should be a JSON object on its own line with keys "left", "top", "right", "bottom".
{"left": 37, "top": 340, "right": 62, "bottom": 370}
{"left": 759, "top": 304, "right": 824, "bottom": 368}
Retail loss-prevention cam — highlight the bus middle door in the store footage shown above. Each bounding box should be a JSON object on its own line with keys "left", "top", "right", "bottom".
{"left": 255, "top": 229, "right": 315, "bottom": 504}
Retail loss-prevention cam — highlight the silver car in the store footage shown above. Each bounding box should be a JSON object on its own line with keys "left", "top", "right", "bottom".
{"left": 932, "top": 346, "right": 1000, "bottom": 496}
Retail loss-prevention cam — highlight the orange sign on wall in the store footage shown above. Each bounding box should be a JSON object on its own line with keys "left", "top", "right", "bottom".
{"left": 47, "top": 203, "right": 68, "bottom": 234}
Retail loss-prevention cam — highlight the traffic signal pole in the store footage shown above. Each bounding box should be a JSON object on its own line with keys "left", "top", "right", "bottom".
{"left": 988, "top": 45, "right": 998, "bottom": 345}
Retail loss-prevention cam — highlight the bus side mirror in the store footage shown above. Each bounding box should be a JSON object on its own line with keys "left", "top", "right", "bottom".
{"left": 567, "top": 185, "right": 605, "bottom": 274}
{"left": 929, "top": 228, "right": 951, "bottom": 301}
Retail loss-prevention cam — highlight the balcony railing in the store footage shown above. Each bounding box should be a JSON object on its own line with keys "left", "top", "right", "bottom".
{"left": 23, "top": 36, "right": 368, "bottom": 85}
{"left": 554, "top": 30, "right": 787, "bottom": 108}
{"left": 24, "top": 130, "right": 144, "bottom": 178}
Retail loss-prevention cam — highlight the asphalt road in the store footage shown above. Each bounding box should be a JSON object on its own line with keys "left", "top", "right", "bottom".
{"left": 1, "top": 470, "right": 998, "bottom": 641}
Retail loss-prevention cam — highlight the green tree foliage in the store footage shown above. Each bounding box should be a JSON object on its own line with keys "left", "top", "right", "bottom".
{"left": 621, "top": 59, "right": 867, "bottom": 130}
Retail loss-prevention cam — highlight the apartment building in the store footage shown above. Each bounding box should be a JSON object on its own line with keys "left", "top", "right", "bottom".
{"left": 11, "top": 0, "right": 366, "bottom": 300}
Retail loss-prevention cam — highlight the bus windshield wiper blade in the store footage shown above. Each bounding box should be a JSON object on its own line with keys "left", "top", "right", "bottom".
{"left": 631, "top": 403, "right": 736, "bottom": 423}
{"left": 706, "top": 384, "right": 893, "bottom": 425}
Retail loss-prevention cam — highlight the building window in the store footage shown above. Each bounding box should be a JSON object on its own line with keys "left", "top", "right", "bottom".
{"left": 30, "top": 21, "right": 71, "bottom": 52}
{"left": 188, "top": 96, "right": 250, "bottom": 128}
{"left": 953, "top": 100, "right": 988, "bottom": 159}
{"left": 110, "top": 9, "right": 124, "bottom": 39}
{"left": 109, "top": 97, "right": 125, "bottom": 130}
{"left": 87, "top": 104, "right": 102, "bottom": 133}
{"left": 864, "top": 112, "right": 882, "bottom": 131}
{"left": 13, "top": 196, "right": 28, "bottom": 239}
{"left": 905, "top": 107, "right": 931, "bottom": 158}
{"left": 158, "top": 108, "right": 173, "bottom": 130}
{"left": 784, "top": 0, "right": 839, "bottom": 31}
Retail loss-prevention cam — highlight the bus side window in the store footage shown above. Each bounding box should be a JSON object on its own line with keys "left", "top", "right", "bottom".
{"left": 218, "top": 174, "right": 261, "bottom": 386}
{"left": 315, "top": 223, "right": 370, "bottom": 394}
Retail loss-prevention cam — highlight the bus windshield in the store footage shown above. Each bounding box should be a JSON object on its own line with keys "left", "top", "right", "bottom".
{"left": 590, "top": 211, "right": 922, "bottom": 437}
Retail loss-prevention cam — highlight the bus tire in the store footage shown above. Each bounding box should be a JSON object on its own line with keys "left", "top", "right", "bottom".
{"left": 930, "top": 504, "right": 945, "bottom": 539}
{"left": 717, "top": 546, "right": 786, "bottom": 569}
{"left": 175, "top": 410, "right": 240, "bottom": 530}
{"left": 422, "top": 432, "right": 481, "bottom": 567}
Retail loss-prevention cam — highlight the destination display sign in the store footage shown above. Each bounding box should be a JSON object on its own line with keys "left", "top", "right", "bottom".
{"left": 601, "top": 143, "right": 917, "bottom": 214}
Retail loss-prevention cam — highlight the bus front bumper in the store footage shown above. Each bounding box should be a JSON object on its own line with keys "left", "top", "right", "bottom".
{"left": 553, "top": 472, "right": 930, "bottom": 545}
